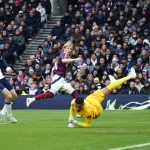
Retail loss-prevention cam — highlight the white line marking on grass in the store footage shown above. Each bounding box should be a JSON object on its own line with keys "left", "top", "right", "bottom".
{"left": 95, "top": 122, "right": 150, "bottom": 124}
{"left": 108, "top": 143, "right": 150, "bottom": 150}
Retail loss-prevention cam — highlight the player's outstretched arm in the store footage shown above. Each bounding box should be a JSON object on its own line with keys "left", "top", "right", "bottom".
{"left": 69, "top": 117, "right": 92, "bottom": 128}
{"left": 62, "top": 57, "right": 81, "bottom": 63}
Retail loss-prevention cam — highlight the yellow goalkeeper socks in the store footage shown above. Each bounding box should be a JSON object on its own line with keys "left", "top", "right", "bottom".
{"left": 107, "top": 76, "right": 130, "bottom": 92}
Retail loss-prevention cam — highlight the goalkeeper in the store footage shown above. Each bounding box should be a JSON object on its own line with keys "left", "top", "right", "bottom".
{"left": 68, "top": 68, "right": 136, "bottom": 128}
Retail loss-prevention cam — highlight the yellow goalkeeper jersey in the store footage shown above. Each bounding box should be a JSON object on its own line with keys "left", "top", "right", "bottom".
{"left": 70, "top": 90, "right": 105, "bottom": 127}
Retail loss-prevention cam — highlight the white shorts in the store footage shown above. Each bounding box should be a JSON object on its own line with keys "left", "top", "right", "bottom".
{"left": 51, "top": 74, "right": 71, "bottom": 91}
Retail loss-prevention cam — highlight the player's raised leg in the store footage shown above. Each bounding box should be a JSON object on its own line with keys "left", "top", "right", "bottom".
{"left": 26, "top": 88, "right": 56, "bottom": 107}
{"left": 0, "top": 89, "right": 12, "bottom": 123}
{"left": 101, "top": 68, "right": 136, "bottom": 97}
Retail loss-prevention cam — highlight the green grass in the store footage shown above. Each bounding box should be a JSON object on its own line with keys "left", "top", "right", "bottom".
{"left": 0, "top": 110, "right": 150, "bottom": 150}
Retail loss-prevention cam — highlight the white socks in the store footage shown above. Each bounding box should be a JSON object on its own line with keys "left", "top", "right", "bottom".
{"left": 30, "top": 98, "right": 36, "bottom": 103}
{"left": 1, "top": 103, "right": 11, "bottom": 116}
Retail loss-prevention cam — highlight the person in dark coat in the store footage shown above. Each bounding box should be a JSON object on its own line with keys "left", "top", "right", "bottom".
{"left": 4, "top": 10, "right": 14, "bottom": 26}
{"left": 26, "top": 10, "right": 38, "bottom": 38}
{"left": 5, "top": 40, "right": 14, "bottom": 64}
{"left": 140, "top": 80, "right": 150, "bottom": 94}
{"left": 126, "top": 81, "right": 139, "bottom": 94}
{"left": 42, "top": 0, "right": 51, "bottom": 20}
{"left": 117, "top": 85, "right": 126, "bottom": 94}
{"left": 105, "top": 63, "right": 114, "bottom": 75}
{"left": 8, "top": 34, "right": 23, "bottom": 56}
{"left": 62, "top": 26, "right": 73, "bottom": 41}
{"left": 21, "top": 78, "right": 30, "bottom": 90}
{"left": 104, "top": 49, "right": 113, "bottom": 64}
{"left": 13, "top": 1, "right": 22, "bottom": 17}
{"left": 50, "top": 21, "right": 65, "bottom": 40}
{"left": 61, "top": 11, "right": 72, "bottom": 27}
{"left": 32, "top": 6, "right": 41, "bottom": 26}
{"left": 46, "top": 48, "right": 56, "bottom": 65}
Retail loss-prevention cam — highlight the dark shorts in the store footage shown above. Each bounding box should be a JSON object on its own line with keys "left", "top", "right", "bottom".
{"left": 0, "top": 78, "right": 14, "bottom": 93}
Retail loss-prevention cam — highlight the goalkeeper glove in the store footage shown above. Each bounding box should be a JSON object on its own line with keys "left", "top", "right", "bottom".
{"left": 68, "top": 115, "right": 79, "bottom": 126}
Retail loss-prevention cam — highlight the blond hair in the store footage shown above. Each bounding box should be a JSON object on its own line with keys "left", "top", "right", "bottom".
{"left": 63, "top": 42, "right": 73, "bottom": 50}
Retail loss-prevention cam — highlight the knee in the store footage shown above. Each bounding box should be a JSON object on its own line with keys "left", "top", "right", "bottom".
{"left": 12, "top": 93, "right": 17, "bottom": 100}
{"left": 6, "top": 93, "right": 12, "bottom": 101}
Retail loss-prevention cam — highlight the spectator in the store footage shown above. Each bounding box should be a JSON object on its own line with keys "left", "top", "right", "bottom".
{"left": 17, "top": 70, "right": 24, "bottom": 84}
{"left": 21, "top": 78, "right": 30, "bottom": 90}
{"left": 13, "top": 29, "right": 25, "bottom": 50}
{"left": 36, "top": 3, "right": 46, "bottom": 28}
{"left": 4, "top": 10, "right": 14, "bottom": 26}
{"left": 82, "top": 84, "right": 90, "bottom": 94}
{"left": 117, "top": 85, "right": 126, "bottom": 94}
{"left": 74, "top": 11, "right": 85, "bottom": 25}
{"left": 143, "top": 63, "right": 150, "bottom": 78}
{"left": 111, "top": 57, "right": 119, "bottom": 72}
{"left": 29, "top": 81, "right": 38, "bottom": 95}
{"left": 126, "top": 81, "right": 139, "bottom": 94}
{"left": 140, "top": 80, "right": 150, "bottom": 94}
{"left": 61, "top": 11, "right": 72, "bottom": 27}
{"left": 33, "top": 72, "right": 46, "bottom": 85}
{"left": 135, "top": 77, "right": 144, "bottom": 92}
{"left": 50, "top": 21, "right": 65, "bottom": 43}
{"left": 42, "top": 0, "right": 51, "bottom": 21}
{"left": 26, "top": 10, "right": 38, "bottom": 39}
{"left": 14, "top": 84, "right": 22, "bottom": 95}
{"left": 42, "top": 63, "right": 51, "bottom": 80}
{"left": 13, "top": 1, "right": 22, "bottom": 17}
{"left": 94, "top": 77, "right": 101, "bottom": 89}
{"left": 15, "top": 10, "right": 26, "bottom": 26}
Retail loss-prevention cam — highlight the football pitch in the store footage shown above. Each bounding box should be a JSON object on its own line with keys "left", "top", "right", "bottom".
{"left": 0, "top": 110, "right": 150, "bottom": 150}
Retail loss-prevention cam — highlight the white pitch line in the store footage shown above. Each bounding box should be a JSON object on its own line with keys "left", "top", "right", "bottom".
{"left": 95, "top": 122, "right": 150, "bottom": 124}
{"left": 108, "top": 143, "right": 150, "bottom": 150}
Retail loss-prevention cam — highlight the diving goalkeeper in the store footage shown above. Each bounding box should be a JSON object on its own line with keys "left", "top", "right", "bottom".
{"left": 68, "top": 68, "right": 136, "bottom": 128}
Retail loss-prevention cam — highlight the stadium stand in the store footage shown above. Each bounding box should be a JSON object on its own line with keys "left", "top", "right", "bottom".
{"left": 4, "top": 0, "right": 150, "bottom": 95}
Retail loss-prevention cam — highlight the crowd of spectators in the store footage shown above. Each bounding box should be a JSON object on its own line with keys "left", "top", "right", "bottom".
{"left": 8, "top": 0, "right": 150, "bottom": 95}
{"left": 0, "top": 0, "right": 51, "bottom": 68}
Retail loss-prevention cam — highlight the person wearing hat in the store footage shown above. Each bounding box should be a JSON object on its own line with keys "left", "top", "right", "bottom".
{"left": 4, "top": 40, "right": 16, "bottom": 65}
{"left": 33, "top": 71, "right": 46, "bottom": 85}
{"left": 15, "top": 10, "right": 26, "bottom": 26}
{"left": 143, "top": 29, "right": 150, "bottom": 40}
{"left": 94, "top": 77, "right": 101, "bottom": 89}
{"left": 74, "top": 11, "right": 85, "bottom": 25}
{"left": 103, "top": 23, "right": 117, "bottom": 39}
{"left": 29, "top": 68, "right": 36, "bottom": 78}
{"left": 13, "top": 29, "right": 25, "bottom": 49}
{"left": 21, "top": 78, "right": 30, "bottom": 90}
{"left": 79, "top": 5, "right": 86, "bottom": 19}
{"left": 111, "top": 57, "right": 119, "bottom": 72}
{"left": 117, "top": 0, "right": 125, "bottom": 11}
{"left": 140, "top": 80, "right": 150, "bottom": 94}
{"left": 61, "top": 10, "right": 72, "bottom": 27}
{"left": 84, "top": 2, "right": 92, "bottom": 16}
{"left": 0, "top": 52, "right": 18, "bottom": 123}
{"left": 142, "top": 69, "right": 148, "bottom": 80}
{"left": 21, "top": 87, "right": 29, "bottom": 95}
{"left": 110, "top": 3, "right": 120, "bottom": 19}
{"left": 13, "top": 1, "right": 21, "bottom": 17}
